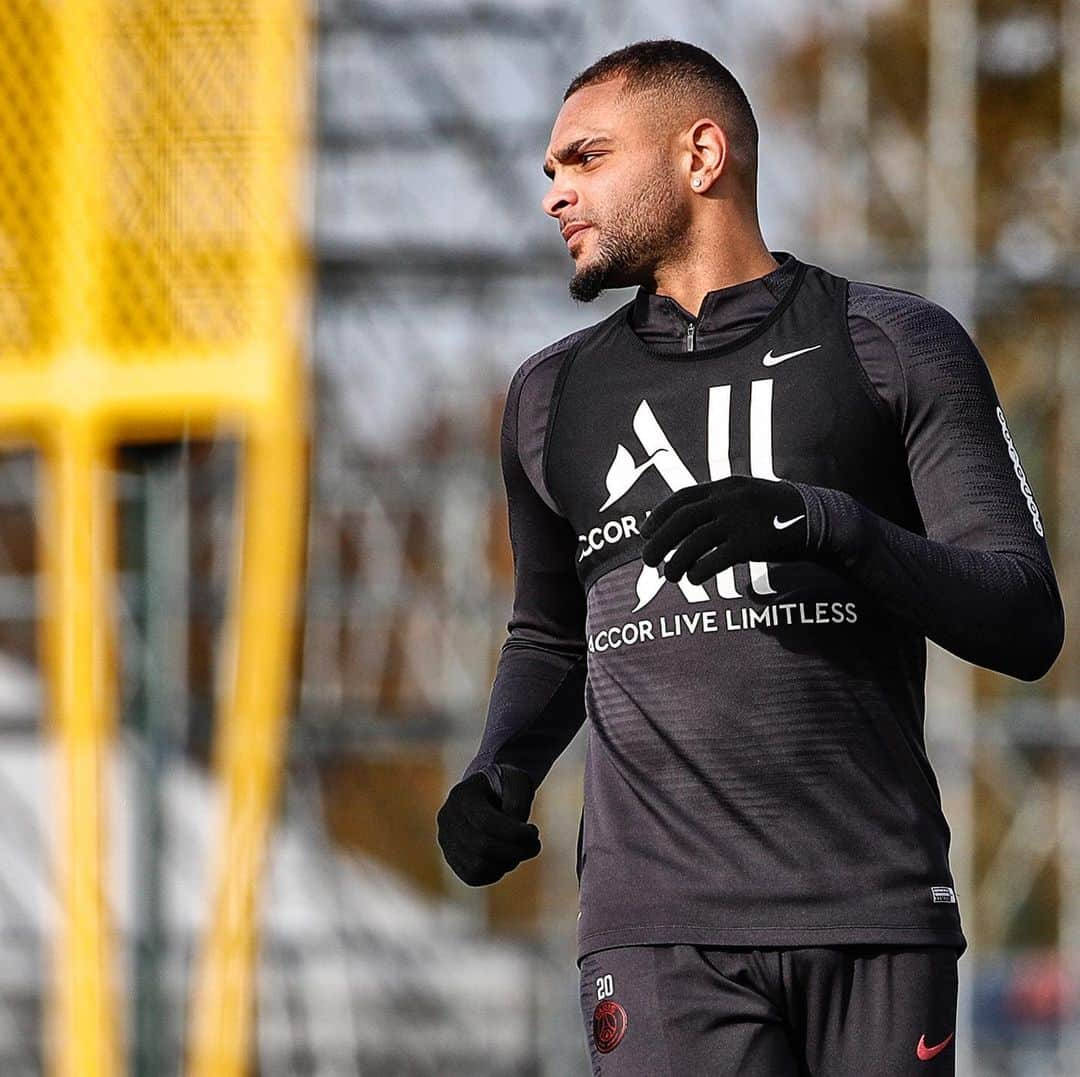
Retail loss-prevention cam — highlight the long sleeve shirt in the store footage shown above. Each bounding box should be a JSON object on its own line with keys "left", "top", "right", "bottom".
{"left": 461, "top": 249, "right": 1063, "bottom": 961}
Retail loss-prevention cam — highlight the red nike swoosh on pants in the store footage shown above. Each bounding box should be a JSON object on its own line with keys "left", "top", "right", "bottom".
{"left": 916, "top": 1031, "right": 954, "bottom": 1060}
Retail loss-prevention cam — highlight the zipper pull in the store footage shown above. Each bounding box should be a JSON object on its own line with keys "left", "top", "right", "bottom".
{"left": 686, "top": 320, "right": 696, "bottom": 352}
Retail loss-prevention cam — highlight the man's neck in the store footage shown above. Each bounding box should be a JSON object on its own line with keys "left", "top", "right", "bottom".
{"left": 647, "top": 237, "right": 780, "bottom": 319}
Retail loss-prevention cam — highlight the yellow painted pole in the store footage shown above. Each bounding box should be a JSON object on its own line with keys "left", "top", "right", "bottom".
{"left": 187, "top": 0, "right": 311, "bottom": 1070}
{"left": 186, "top": 410, "right": 307, "bottom": 1076}
{"left": 38, "top": 419, "right": 119, "bottom": 1077}
{"left": 0, "top": 1, "right": 309, "bottom": 1070}
{"left": 45, "top": 0, "right": 116, "bottom": 1068}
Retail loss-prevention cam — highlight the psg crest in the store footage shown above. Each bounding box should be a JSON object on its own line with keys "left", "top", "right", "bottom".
{"left": 592, "top": 999, "right": 628, "bottom": 1053}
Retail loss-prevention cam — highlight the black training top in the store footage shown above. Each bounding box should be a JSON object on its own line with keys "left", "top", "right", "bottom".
{"left": 462, "top": 250, "right": 1064, "bottom": 966}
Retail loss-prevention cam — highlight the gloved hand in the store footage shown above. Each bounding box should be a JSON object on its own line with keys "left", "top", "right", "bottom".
{"left": 640, "top": 475, "right": 809, "bottom": 584}
{"left": 436, "top": 762, "right": 541, "bottom": 886}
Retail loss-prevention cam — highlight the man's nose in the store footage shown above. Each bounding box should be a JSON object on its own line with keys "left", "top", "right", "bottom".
{"left": 542, "top": 180, "right": 577, "bottom": 218}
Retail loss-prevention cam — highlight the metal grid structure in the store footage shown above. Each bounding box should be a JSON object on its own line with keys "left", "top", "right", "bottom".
{"left": 0, "top": 0, "right": 310, "bottom": 1072}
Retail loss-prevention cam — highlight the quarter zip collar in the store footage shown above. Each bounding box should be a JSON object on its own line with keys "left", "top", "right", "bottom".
{"left": 628, "top": 250, "right": 800, "bottom": 355}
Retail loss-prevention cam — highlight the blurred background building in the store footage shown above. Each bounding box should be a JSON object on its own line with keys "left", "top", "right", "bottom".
{"left": 0, "top": 0, "right": 1076, "bottom": 1074}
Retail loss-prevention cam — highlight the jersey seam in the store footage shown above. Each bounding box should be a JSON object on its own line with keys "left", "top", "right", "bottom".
{"left": 483, "top": 652, "right": 588, "bottom": 770}
{"left": 512, "top": 344, "right": 579, "bottom": 518}
{"left": 840, "top": 277, "right": 900, "bottom": 437}
{"left": 541, "top": 318, "right": 615, "bottom": 518}
{"left": 848, "top": 284, "right": 920, "bottom": 432}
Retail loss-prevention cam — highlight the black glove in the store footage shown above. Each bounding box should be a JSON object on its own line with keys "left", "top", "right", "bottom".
{"left": 640, "top": 475, "right": 809, "bottom": 584}
{"left": 436, "top": 762, "right": 541, "bottom": 886}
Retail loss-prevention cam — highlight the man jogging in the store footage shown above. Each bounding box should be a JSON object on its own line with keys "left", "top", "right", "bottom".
{"left": 436, "top": 39, "right": 1064, "bottom": 1076}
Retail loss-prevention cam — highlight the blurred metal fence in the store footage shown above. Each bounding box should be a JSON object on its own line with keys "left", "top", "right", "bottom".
{"left": 0, "top": 0, "right": 309, "bottom": 1071}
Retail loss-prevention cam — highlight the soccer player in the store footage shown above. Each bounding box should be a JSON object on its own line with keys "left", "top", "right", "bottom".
{"left": 436, "top": 39, "right": 1064, "bottom": 1076}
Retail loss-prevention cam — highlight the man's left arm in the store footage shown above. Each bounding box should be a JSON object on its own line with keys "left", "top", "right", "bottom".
{"left": 792, "top": 294, "right": 1064, "bottom": 682}
{"left": 640, "top": 293, "right": 1065, "bottom": 682}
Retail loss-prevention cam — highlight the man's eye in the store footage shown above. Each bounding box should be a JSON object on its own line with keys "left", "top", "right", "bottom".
{"left": 581, "top": 153, "right": 602, "bottom": 165}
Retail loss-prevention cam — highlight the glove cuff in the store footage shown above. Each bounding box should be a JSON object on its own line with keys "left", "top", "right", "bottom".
{"left": 479, "top": 761, "right": 535, "bottom": 822}
{"left": 787, "top": 481, "right": 869, "bottom": 570}
{"left": 478, "top": 760, "right": 504, "bottom": 802}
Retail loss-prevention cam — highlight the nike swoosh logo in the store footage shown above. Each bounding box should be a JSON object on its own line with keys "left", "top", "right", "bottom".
{"left": 773, "top": 513, "right": 805, "bottom": 531}
{"left": 916, "top": 1032, "right": 954, "bottom": 1061}
{"left": 762, "top": 344, "right": 822, "bottom": 366}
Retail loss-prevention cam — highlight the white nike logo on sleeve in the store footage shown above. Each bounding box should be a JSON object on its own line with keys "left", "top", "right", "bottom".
{"left": 762, "top": 344, "right": 822, "bottom": 366}
{"left": 773, "top": 514, "right": 806, "bottom": 530}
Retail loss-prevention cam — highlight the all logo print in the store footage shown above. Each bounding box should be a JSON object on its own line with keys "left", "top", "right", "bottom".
{"left": 582, "top": 382, "right": 789, "bottom": 608}
{"left": 592, "top": 999, "right": 628, "bottom": 1053}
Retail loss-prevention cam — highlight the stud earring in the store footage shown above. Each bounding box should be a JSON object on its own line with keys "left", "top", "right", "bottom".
{"left": 691, "top": 178, "right": 702, "bottom": 188}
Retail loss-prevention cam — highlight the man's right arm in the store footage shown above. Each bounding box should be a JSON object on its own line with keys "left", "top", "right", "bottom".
{"left": 460, "top": 346, "right": 588, "bottom": 793}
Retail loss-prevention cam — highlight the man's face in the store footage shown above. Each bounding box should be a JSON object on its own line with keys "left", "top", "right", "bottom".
{"left": 541, "top": 78, "right": 691, "bottom": 302}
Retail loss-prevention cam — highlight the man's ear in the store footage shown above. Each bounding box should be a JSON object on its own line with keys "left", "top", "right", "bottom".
{"left": 685, "top": 117, "right": 726, "bottom": 193}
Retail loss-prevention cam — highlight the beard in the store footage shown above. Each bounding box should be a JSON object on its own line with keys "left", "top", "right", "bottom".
{"left": 568, "top": 163, "right": 690, "bottom": 303}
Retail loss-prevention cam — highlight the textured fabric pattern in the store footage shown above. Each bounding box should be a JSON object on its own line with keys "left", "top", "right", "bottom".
{"left": 795, "top": 481, "right": 1062, "bottom": 681}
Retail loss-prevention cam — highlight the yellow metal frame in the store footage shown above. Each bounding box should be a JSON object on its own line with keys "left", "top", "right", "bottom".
{"left": 0, "top": 2, "right": 311, "bottom": 1074}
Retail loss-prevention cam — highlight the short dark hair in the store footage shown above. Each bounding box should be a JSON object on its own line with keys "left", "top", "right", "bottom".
{"left": 563, "top": 39, "right": 759, "bottom": 184}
